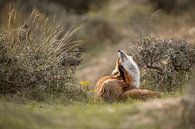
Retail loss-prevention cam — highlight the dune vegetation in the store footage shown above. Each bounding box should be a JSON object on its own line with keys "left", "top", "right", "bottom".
{"left": 0, "top": 0, "right": 194, "bottom": 129}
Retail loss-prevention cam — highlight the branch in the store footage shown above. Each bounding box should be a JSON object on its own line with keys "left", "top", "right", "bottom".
{"left": 144, "top": 60, "right": 163, "bottom": 73}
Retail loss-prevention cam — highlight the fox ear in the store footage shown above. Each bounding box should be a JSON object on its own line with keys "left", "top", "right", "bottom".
{"left": 111, "top": 68, "right": 120, "bottom": 76}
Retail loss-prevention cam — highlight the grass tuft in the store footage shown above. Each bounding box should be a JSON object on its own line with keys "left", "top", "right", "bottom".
{"left": 0, "top": 8, "right": 87, "bottom": 102}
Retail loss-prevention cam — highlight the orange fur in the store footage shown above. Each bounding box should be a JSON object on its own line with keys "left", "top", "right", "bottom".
{"left": 94, "top": 76, "right": 128, "bottom": 102}
{"left": 121, "top": 88, "right": 161, "bottom": 100}
{"left": 94, "top": 54, "right": 161, "bottom": 102}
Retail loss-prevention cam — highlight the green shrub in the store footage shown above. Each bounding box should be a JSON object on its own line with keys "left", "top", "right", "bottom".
{"left": 0, "top": 9, "right": 86, "bottom": 102}
{"left": 130, "top": 36, "right": 193, "bottom": 92}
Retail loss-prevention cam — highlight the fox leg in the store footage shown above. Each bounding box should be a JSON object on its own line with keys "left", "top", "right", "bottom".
{"left": 121, "top": 88, "right": 161, "bottom": 100}
{"left": 100, "top": 83, "right": 122, "bottom": 102}
{"left": 98, "top": 79, "right": 129, "bottom": 102}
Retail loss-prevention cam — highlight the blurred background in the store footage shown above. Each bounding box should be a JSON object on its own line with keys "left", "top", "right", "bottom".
{"left": 0, "top": 0, "right": 194, "bottom": 86}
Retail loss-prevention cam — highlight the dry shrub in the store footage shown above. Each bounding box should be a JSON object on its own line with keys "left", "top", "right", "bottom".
{"left": 130, "top": 36, "right": 194, "bottom": 92}
{"left": 0, "top": 9, "right": 86, "bottom": 101}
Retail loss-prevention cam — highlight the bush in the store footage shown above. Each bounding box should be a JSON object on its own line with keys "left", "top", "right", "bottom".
{"left": 0, "top": 9, "right": 86, "bottom": 101}
{"left": 130, "top": 36, "right": 193, "bottom": 92}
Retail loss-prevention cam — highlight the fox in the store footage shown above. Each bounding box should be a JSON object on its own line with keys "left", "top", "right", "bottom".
{"left": 94, "top": 50, "right": 161, "bottom": 102}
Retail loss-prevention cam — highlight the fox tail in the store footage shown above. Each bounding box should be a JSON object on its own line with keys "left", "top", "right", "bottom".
{"left": 121, "top": 88, "right": 162, "bottom": 99}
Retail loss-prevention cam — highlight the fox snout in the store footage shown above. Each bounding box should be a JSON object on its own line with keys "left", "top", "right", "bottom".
{"left": 118, "top": 49, "right": 128, "bottom": 62}
{"left": 117, "top": 49, "right": 122, "bottom": 53}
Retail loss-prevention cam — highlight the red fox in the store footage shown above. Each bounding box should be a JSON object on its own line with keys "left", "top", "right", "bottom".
{"left": 95, "top": 50, "right": 161, "bottom": 102}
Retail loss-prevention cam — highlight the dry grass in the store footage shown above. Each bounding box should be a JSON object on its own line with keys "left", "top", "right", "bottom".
{"left": 0, "top": 8, "right": 87, "bottom": 102}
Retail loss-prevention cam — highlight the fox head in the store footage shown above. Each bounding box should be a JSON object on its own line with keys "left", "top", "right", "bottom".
{"left": 111, "top": 50, "right": 140, "bottom": 88}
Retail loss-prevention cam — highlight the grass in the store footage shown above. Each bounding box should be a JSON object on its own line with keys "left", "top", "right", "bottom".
{"left": 0, "top": 8, "right": 86, "bottom": 102}
{"left": 0, "top": 95, "right": 186, "bottom": 129}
